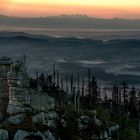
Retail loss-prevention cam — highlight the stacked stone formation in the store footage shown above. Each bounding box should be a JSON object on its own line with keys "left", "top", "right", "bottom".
{"left": 0, "top": 57, "right": 12, "bottom": 122}
{"left": 7, "top": 62, "right": 31, "bottom": 124}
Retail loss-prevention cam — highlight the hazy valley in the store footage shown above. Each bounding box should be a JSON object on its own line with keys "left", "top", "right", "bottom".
{"left": 0, "top": 31, "right": 140, "bottom": 87}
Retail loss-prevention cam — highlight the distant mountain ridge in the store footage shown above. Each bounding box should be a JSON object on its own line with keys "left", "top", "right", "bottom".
{"left": 1, "top": 15, "right": 140, "bottom": 30}
{"left": 0, "top": 30, "right": 140, "bottom": 41}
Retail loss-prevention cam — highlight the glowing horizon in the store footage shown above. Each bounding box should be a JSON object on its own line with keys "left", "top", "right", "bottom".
{"left": 0, "top": 0, "right": 140, "bottom": 19}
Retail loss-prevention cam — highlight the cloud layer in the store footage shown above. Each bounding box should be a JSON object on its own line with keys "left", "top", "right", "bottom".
{"left": 0, "top": 0, "right": 140, "bottom": 19}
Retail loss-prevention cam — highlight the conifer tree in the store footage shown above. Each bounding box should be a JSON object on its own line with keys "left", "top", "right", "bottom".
{"left": 112, "top": 85, "right": 119, "bottom": 105}
{"left": 89, "top": 76, "right": 99, "bottom": 105}
{"left": 129, "top": 85, "right": 137, "bottom": 116}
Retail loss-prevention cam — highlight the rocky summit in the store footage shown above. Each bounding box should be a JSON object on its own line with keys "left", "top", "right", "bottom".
{"left": 0, "top": 57, "right": 56, "bottom": 140}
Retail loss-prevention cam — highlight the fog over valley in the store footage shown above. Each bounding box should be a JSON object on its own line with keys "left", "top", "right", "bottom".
{"left": 0, "top": 31, "right": 140, "bottom": 87}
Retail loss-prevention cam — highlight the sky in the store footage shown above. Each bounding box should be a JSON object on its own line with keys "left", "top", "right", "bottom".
{"left": 0, "top": 0, "right": 140, "bottom": 19}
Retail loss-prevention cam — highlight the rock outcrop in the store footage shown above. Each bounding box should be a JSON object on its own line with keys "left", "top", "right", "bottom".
{"left": 7, "top": 62, "right": 31, "bottom": 124}
{"left": 0, "top": 129, "right": 9, "bottom": 140}
{"left": 31, "top": 91, "right": 55, "bottom": 111}
{"left": 13, "top": 130, "right": 55, "bottom": 140}
{"left": 31, "top": 90, "right": 56, "bottom": 127}
{"left": 0, "top": 57, "right": 12, "bottom": 121}
{"left": 32, "top": 111, "right": 57, "bottom": 127}
{"left": 0, "top": 57, "right": 57, "bottom": 139}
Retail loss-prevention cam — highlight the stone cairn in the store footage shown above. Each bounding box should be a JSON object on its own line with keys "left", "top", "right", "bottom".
{"left": 7, "top": 61, "right": 31, "bottom": 124}
{"left": 0, "top": 57, "right": 12, "bottom": 122}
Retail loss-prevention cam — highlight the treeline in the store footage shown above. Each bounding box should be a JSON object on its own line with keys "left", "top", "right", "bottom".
{"left": 29, "top": 66, "right": 140, "bottom": 117}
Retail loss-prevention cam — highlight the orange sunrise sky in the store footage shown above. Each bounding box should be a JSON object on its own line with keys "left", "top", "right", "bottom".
{"left": 1, "top": 0, "right": 140, "bottom": 19}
